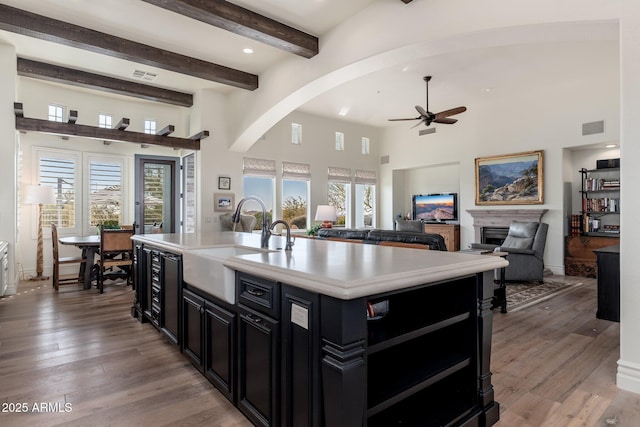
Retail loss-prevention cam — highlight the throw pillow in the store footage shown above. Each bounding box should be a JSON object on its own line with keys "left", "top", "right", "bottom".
{"left": 396, "top": 219, "right": 423, "bottom": 233}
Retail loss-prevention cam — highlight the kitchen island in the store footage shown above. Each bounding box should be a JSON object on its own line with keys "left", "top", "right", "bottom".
{"left": 132, "top": 232, "right": 507, "bottom": 427}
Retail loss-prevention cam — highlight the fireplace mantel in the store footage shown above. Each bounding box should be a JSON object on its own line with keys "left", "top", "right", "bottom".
{"left": 466, "top": 209, "right": 548, "bottom": 242}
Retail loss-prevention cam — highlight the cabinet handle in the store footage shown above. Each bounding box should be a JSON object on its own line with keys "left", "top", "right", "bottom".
{"left": 245, "top": 313, "right": 262, "bottom": 323}
{"left": 246, "top": 288, "right": 266, "bottom": 297}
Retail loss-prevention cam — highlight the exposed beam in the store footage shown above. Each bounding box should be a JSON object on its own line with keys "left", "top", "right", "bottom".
{"left": 0, "top": 4, "right": 258, "bottom": 90}
{"left": 156, "top": 125, "right": 175, "bottom": 137}
{"left": 67, "top": 110, "right": 78, "bottom": 124}
{"left": 142, "top": 0, "right": 318, "bottom": 58}
{"left": 14, "top": 103, "right": 205, "bottom": 150}
{"left": 17, "top": 58, "right": 194, "bottom": 107}
{"left": 114, "top": 118, "right": 130, "bottom": 131}
{"left": 190, "top": 130, "right": 209, "bottom": 140}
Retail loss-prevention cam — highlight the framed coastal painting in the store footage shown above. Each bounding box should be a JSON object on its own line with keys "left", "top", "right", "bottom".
{"left": 475, "top": 150, "right": 544, "bottom": 205}
{"left": 214, "top": 193, "right": 235, "bottom": 212}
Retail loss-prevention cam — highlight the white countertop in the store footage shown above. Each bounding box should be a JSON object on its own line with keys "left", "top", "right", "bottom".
{"left": 133, "top": 232, "right": 508, "bottom": 300}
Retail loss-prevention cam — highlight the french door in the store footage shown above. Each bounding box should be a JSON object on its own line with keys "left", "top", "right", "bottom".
{"left": 135, "top": 155, "right": 179, "bottom": 234}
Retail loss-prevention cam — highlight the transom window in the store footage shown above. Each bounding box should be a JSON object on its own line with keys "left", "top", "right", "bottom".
{"left": 144, "top": 119, "right": 157, "bottom": 134}
{"left": 48, "top": 104, "right": 64, "bottom": 122}
{"left": 98, "top": 114, "right": 112, "bottom": 129}
{"left": 291, "top": 123, "right": 302, "bottom": 145}
{"left": 361, "top": 137, "right": 370, "bottom": 155}
{"left": 335, "top": 132, "right": 345, "bottom": 151}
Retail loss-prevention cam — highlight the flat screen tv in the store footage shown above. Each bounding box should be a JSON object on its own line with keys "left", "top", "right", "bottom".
{"left": 412, "top": 193, "right": 458, "bottom": 222}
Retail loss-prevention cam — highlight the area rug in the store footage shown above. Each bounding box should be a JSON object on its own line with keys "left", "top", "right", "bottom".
{"left": 505, "top": 280, "right": 583, "bottom": 312}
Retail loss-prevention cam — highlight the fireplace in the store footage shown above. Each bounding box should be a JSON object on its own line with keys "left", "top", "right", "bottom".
{"left": 481, "top": 227, "right": 509, "bottom": 246}
{"left": 467, "top": 209, "right": 548, "bottom": 243}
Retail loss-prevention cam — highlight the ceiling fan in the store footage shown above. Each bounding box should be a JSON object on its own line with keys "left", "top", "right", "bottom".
{"left": 388, "top": 76, "right": 467, "bottom": 132}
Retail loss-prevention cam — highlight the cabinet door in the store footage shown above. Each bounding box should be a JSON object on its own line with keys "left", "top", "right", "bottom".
{"left": 182, "top": 289, "right": 204, "bottom": 370}
{"left": 281, "top": 285, "right": 321, "bottom": 427}
{"left": 205, "top": 301, "right": 236, "bottom": 402}
{"left": 238, "top": 304, "right": 280, "bottom": 427}
{"left": 162, "top": 253, "right": 181, "bottom": 345}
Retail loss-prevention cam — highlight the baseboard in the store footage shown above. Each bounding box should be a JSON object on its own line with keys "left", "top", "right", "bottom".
{"left": 617, "top": 359, "right": 640, "bottom": 393}
{"left": 545, "top": 264, "right": 565, "bottom": 276}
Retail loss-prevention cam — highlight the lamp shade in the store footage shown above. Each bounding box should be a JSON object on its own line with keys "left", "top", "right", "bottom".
{"left": 24, "top": 185, "right": 56, "bottom": 205}
{"left": 315, "top": 205, "right": 337, "bottom": 222}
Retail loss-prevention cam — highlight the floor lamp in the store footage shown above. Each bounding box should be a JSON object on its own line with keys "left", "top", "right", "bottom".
{"left": 25, "top": 185, "right": 56, "bottom": 281}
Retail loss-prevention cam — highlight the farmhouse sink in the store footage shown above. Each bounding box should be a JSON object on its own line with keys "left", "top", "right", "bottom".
{"left": 182, "top": 246, "right": 273, "bottom": 304}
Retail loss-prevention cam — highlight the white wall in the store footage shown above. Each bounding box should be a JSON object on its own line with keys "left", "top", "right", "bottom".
{"left": 379, "top": 40, "right": 620, "bottom": 274}
{"left": 15, "top": 79, "right": 183, "bottom": 280}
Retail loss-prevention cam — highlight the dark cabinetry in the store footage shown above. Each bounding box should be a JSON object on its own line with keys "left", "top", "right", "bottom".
{"left": 594, "top": 245, "right": 620, "bottom": 322}
{"left": 237, "top": 273, "right": 280, "bottom": 427}
{"left": 182, "top": 287, "right": 237, "bottom": 402}
{"left": 132, "top": 244, "right": 181, "bottom": 346}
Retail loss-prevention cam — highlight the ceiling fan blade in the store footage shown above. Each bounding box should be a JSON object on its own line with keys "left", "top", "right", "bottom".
{"left": 388, "top": 117, "right": 421, "bottom": 121}
{"left": 433, "top": 117, "right": 457, "bottom": 124}
{"left": 411, "top": 120, "right": 428, "bottom": 129}
{"left": 415, "top": 105, "right": 428, "bottom": 116}
{"left": 435, "top": 106, "right": 467, "bottom": 118}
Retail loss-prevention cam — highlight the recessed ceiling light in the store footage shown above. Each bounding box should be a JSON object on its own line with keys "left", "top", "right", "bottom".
{"left": 604, "top": 144, "right": 617, "bottom": 148}
{"left": 338, "top": 107, "right": 349, "bottom": 116}
{"left": 482, "top": 88, "right": 491, "bottom": 93}
{"left": 401, "top": 66, "right": 409, "bottom": 72}
{"left": 243, "top": 48, "right": 254, "bottom": 54}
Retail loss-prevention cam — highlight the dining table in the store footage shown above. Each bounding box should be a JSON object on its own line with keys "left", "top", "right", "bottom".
{"left": 58, "top": 234, "right": 100, "bottom": 290}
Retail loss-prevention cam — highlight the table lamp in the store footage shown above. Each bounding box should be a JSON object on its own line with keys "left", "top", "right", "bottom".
{"left": 315, "top": 205, "right": 337, "bottom": 228}
{"left": 24, "top": 185, "right": 56, "bottom": 281}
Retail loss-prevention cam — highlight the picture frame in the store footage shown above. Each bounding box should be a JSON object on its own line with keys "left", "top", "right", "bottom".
{"left": 475, "top": 150, "right": 544, "bottom": 205}
{"left": 218, "top": 176, "right": 231, "bottom": 190}
{"left": 214, "top": 192, "right": 235, "bottom": 212}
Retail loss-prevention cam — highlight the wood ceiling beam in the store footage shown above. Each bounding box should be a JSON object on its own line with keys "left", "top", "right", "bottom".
{"left": 142, "top": 0, "right": 318, "bottom": 58}
{"left": 17, "top": 58, "right": 194, "bottom": 107}
{"left": 14, "top": 103, "right": 205, "bottom": 150}
{"left": 0, "top": 4, "right": 258, "bottom": 90}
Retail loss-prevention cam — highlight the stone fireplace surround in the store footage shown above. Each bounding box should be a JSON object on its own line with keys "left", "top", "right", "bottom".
{"left": 467, "top": 209, "right": 549, "bottom": 243}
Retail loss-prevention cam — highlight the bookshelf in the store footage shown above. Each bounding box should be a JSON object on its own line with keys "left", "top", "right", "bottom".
{"left": 577, "top": 167, "right": 620, "bottom": 237}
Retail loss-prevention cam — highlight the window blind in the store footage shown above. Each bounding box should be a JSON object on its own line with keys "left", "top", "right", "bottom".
{"left": 328, "top": 166, "right": 351, "bottom": 183}
{"left": 39, "top": 156, "right": 75, "bottom": 227}
{"left": 355, "top": 169, "right": 376, "bottom": 185}
{"left": 89, "top": 160, "right": 122, "bottom": 226}
{"left": 243, "top": 157, "right": 276, "bottom": 177}
{"left": 282, "top": 161, "right": 311, "bottom": 180}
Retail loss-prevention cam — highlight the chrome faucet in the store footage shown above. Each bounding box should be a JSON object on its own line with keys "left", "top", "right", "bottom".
{"left": 232, "top": 196, "right": 270, "bottom": 248}
{"left": 269, "top": 220, "right": 295, "bottom": 251}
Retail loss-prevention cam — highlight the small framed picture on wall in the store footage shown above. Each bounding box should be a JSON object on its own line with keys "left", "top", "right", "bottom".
{"left": 218, "top": 176, "right": 231, "bottom": 190}
{"left": 214, "top": 193, "right": 235, "bottom": 212}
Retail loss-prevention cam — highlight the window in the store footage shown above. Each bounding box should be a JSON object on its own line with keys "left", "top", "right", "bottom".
{"left": 183, "top": 153, "right": 196, "bottom": 233}
{"left": 144, "top": 119, "right": 156, "bottom": 134}
{"left": 355, "top": 170, "right": 376, "bottom": 228}
{"left": 361, "top": 137, "right": 370, "bottom": 155}
{"left": 88, "top": 158, "right": 123, "bottom": 226}
{"left": 98, "top": 114, "right": 112, "bottom": 129}
{"left": 282, "top": 162, "right": 310, "bottom": 229}
{"left": 48, "top": 104, "right": 64, "bottom": 122}
{"left": 335, "top": 132, "right": 344, "bottom": 151}
{"left": 327, "top": 166, "right": 351, "bottom": 227}
{"left": 291, "top": 123, "right": 302, "bottom": 145}
{"left": 35, "top": 148, "right": 129, "bottom": 234}
{"left": 37, "top": 151, "right": 78, "bottom": 229}
{"left": 243, "top": 157, "right": 276, "bottom": 228}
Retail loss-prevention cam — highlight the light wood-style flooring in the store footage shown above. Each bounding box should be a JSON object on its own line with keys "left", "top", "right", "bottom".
{"left": 0, "top": 276, "right": 638, "bottom": 426}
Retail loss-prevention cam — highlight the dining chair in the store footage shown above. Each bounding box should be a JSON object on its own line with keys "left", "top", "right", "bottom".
{"left": 98, "top": 226, "right": 134, "bottom": 293}
{"left": 51, "top": 223, "right": 87, "bottom": 291}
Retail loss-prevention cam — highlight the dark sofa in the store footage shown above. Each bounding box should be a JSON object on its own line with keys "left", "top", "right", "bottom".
{"left": 317, "top": 228, "right": 447, "bottom": 251}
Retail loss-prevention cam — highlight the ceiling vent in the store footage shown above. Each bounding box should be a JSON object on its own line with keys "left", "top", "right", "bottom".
{"left": 419, "top": 128, "right": 436, "bottom": 136}
{"left": 582, "top": 120, "right": 604, "bottom": 136}
{"left": 380, "top": 155, "right": 390, "bottom": 164}
{"left": 132, "top": 70, "right": 157, "bottom": 81}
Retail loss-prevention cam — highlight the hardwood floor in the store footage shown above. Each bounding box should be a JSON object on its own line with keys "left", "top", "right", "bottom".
{"left": 0, "top": 276, "right": 638, "bottom": 426}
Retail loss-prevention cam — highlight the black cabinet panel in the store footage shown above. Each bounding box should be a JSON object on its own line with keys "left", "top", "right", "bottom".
{"left": 182, "top": 288, "right": 204, "bottom": 369}
{"left": 238, "top": 304, "right": 280, "bottom": 427}
{"left": 205, "top": 301, "right": 236, "bottom": 402}
{"left": 162, "top": 253, "right": 181, "bottom": 344}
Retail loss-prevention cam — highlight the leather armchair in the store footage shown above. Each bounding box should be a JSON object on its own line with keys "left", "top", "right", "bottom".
{"left": 472, "top": 221, "right": 548, "bottom": 283}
